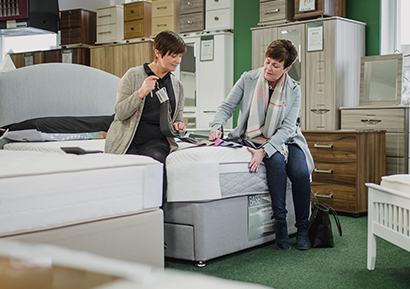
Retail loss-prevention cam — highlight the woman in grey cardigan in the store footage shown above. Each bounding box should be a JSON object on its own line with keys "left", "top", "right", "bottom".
{"left": 105, "top": 31, "right": 186, "bottom": 163}
{"left": 209, "top": 40, "right": 314, "bottom": 251}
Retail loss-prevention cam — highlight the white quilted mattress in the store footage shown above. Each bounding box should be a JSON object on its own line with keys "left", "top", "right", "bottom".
{"left": 166, "top": 146, "right": 291, "bottom": 202}
{"left": 0, "top": 150, "right": 163, "bottom": 235}
{"left": 4, "top": 139, "right": 106, "bottom": 154}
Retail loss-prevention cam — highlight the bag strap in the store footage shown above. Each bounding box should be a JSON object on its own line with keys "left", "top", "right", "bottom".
{"left": 324, "top": 204, "right": 342, "bottom": 237}
{"left": 311, "top": 191, "right": 342, "bottom": 237}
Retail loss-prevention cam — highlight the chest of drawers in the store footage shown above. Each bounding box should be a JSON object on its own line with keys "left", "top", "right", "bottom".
{"left": 205, "top": 0, "right": 233, "bottom": 31}
{"left": 259, "top": 0, "right": 294, "bottom": 24}
{"left": 303, "top": 130, "right": 386, "bottom": 215}
{"left": 341, "top": 106, "right": 410, "bottom": 175}
{"left": 152, "top": 0, "right": 180, "bottom": 36}
{"left": 60, "top": 9, "right": 96, "bottom": 46}
{"left": 96, "top": 5, "right": 124, "bottom": 44}
{"left": 179, "top": 0, "right": 204, "bottom": 33}
{"left": 123, "top": 1, "right": 152, "bottom": 40}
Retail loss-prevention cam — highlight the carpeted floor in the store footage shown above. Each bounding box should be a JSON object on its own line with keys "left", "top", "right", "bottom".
{"left": 165, "top": 215, "right": 410, "bottom": 289}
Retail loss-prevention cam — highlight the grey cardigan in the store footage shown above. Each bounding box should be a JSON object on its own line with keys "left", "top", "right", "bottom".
{"left": 105, "top": 65, "right": 184, "bottom": 155}
{"left": 210, "top": 68, "right": 314, "bottom": 173}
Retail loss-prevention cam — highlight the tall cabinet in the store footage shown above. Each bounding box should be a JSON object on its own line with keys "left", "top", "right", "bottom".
{"left": 251, "top": 17, "right": 365, "bottom": 130}
{"left": 176, "top": 32, "right": 233, "bottom": 131}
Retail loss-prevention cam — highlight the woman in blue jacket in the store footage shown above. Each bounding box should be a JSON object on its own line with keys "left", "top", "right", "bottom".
{"left": 209, "top": 39, "right": 314, "bottom": 251}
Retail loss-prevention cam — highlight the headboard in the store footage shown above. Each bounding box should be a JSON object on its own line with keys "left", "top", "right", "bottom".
{"left": 0, "top": 63, "right": 120, "bottom": 127}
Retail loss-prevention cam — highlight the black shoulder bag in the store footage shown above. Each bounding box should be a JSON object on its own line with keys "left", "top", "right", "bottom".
{"left": 308, "top": 191, "right": 342, "bottom": 248}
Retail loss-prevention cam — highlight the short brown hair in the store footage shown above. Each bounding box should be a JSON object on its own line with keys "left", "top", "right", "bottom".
{"left": 153, "top": 30, "right": 186, "bottom": 58}
{"left": 265, "top": 39, "right": 298, "bottom": 68}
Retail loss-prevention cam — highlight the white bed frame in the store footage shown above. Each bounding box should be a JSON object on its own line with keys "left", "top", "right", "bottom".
{"left": 366, "top": 183, "right": 410, "bottom": 270}
{"left": 0, "top": 63, "right": 165, "bottom": 268}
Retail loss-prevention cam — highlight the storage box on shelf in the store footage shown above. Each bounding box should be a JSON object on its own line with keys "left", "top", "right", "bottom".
{"left": 9, "top": 47, "right": 91, "bottom": 68}
{"left": 259, "top": 0, "right": 294, "bottom": 25}
{"left": 96, "top": 5, "right": 124, "bottom": 44}
{"left": 294, "top": 0, "right": 345, "bottom": 20}
{"left": 151, "top": 0, "right": 180, "bottom": 36}
{"left": 179, "top": 0, "right": 205, "bottom": 33}
{"left": 205, "top": 0, "right": 233, "bottom": 31}
{"left": 251, "top": 17, "right": 365, "bottom": 130}
{"left": 303, "top": 130, "right": 386, "bottom": 215}
{"left": 60, "top": 9, "right": 96, "bottom": 46}
{"left": 123, "top": 1, "right": 152, "bottom": 40}
{"left": 90, "top": 41, "right": 153, "bottom": 78}
{"left": 176, "top": 32, "right": 233, "bottom": 131}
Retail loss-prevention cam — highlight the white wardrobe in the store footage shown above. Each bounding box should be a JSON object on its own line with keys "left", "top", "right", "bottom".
{"left": 252, "top": 17, "right": 366, "bottom": 130}
{"left": 177, "top": 32, "right": 233, "bottom": 131}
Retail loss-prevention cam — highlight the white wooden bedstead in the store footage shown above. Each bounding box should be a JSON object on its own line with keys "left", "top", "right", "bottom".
{"left": 366, "top": 174, "right": 410, "bottom": 270}
{"left": 0, "top": 63, "right": 165, "bottom": 268}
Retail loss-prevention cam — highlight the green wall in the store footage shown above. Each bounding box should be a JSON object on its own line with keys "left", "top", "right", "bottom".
{"left": 346, "top": 0, "right": 381, "bottom": 56}
{"left": 231, "top": 0, "right": 382, "bottom": 126}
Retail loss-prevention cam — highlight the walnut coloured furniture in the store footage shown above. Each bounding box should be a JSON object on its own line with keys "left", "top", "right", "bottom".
{"left": 123, "top": 1, "right": 152, "bottom": 40}
{"left": 303, "top": 130, "right": 386, "bottom": 215}
{"left": 60, "top": 9, "right": 96, "bottom": 46}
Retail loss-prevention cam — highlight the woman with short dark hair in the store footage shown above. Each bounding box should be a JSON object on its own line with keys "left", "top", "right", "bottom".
{"left": 209, "top": 39, "right": 314, "bottom": 251}
{"left": 105, "top": 30, "right": 187, "bottom": 163}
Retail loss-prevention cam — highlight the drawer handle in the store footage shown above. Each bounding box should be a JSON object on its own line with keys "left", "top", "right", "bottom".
{"left": 98, "top": 14, "right": 112, "bottom": 18}
{"left": 313, "top": 193, "right": 333, "bottom": 199}
{"left": 187, "top": 20, "right": 193, "bottom": 24}
{"left": 157, "top": 24, "right": 167, "bottom": 27}
{"left": 314, "top": 169, "right": 333, "bottom": 174}
{"left": 184, "top": 111, "right": 196, "bottom": 114}
{"left": 265, "top": 9, "right": 280, "bottom": 14}
{"left": 361, "top": 119, "right": 382, "bottom": 125}
{"left": 157, "top": 6, "right": 168, "bottom": 9}
{"left": 314, "top": 144, "right": 333, "bottom": 148}
{"left": 187, "top": 1, "right": 193, "bottom": 5}
{"left": 130, "top": 10, "right": 134, "bottom": 13}
{"left": 98, "top": 31, "right": 112, "bottom": 34}
{"left": 311, "top": 108, "right": 330, "bottom": 114}
{"left": 214, "top": 0, "right": 219, "bottom": 2}
{"left": 214, "top": 16, "right": 219, "bottom": 21}
{"left": 130, "top": 27, "right": 134, "bottom": 30}
{"left": 203, "top": 111, "right": 217, "bottom": 114}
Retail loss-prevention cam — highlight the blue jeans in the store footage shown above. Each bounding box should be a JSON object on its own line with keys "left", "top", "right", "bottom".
{"left": 264, "top": 144, "right": 311, "bottom": 228}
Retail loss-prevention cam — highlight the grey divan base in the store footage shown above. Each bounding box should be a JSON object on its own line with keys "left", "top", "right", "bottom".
{"left": 163, "top": 191, "right": 296, "bottom": 264}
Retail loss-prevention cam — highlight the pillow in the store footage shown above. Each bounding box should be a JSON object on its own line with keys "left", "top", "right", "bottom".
{"left": 1, "top": 115, "right": 114, "bottom": 142}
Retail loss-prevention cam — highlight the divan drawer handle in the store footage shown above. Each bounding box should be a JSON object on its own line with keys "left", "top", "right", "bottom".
{"left": 314, "top": 169, "right": 333, "bottom": 174}
{"left": 361, "top": 119, "right": 382, "bottom": 125}
{"left": 265, "top": 9, "right": 280, "bottom": 14}
{"left": 313, "top": 193, "right": 333, "bottom": 199}
{"left": 314, "top": 144, "right": 333, "bottom": 148}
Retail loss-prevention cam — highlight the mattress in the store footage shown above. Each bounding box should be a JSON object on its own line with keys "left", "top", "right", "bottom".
{"left": 3, "top": 139, "right": 106, "bottom": 154}
{"left": 166, "top": 146, "right": 291, "bottom": 202}
{"left": 0, "top": 150, "right": 163, "bottom": 235}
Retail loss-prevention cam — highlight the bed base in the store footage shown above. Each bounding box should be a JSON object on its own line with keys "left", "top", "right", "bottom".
{"left": 1, "top": 209, "right": 164, "bottom": 268}
{"left": 163, "top": 189, "right": 296, "bottom": 266}
{"left": 366, "top": 183, "right": 410, "bottom": 270}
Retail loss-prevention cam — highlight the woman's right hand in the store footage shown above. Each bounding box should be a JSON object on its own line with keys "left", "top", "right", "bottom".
{"left": 137, "top": 75, "right": 159, "bottom": 99}
{"left": 209, "top": 129, "right": 222, "bottom": 141}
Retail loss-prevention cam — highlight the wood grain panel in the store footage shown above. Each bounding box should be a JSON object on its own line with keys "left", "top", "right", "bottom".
{"left": 340, "top": 108, "right": 405, "bottom": 132}
{"left": 304, "top": 130, "right": 386, "bottom": 214}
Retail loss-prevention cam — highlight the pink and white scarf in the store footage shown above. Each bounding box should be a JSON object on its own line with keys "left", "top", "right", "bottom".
{"left": 246, "top": 70, "right": 287, "bottom": 143}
